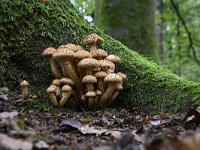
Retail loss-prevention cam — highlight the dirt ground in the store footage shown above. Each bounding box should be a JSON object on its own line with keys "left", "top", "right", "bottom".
{"left": 0, "top": 91, "right": 200, "bottom": 150}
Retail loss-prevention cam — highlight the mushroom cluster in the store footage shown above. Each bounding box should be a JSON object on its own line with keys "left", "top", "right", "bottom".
{"left": 43, "top": 34, "right": 126, "bottom": 109}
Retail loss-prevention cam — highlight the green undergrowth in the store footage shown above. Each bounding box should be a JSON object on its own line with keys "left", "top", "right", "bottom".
{"left": 1, "top": 0, "right": 200, "bottom": 113}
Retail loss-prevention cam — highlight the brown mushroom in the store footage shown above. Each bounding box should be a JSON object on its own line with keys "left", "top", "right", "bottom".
{"left": 20, "top": 80, "right": 29, "bottom": 100}
{"left": 99, "top": 60, "right": 115, "bottom": 74}
{"left": 77, "top": 58, "right": 99, "bottom": 75}
{"left": 32, "top": 95, "right": 38, "bottom": 101}
{"left": 53, "top": 47, "right": 83, "bottom": 94}
{"left": 83, "top": 34, "right": 104, "bottom": 51}
{"left": 90, "top": 48, "right": 108, "bottom": 60}
{"left": 75, "top": 50, "right": 92, "bottom": 61}
{"left": 105, "top": 55, "right": 121, "bottom": 64}
{"left": 86, "top": 91, "right": 96, "bottom": 109}
{"left": 99, "top": 73, "right": 122, "bottom": 106}
{"left": 47, "top": 85, "right": 58, "bottom": 106}
{"left": 58, "top": 43, "right": 83, "bottom": 52}
{"left": 94, "top": 71, "right": 107, "bottom": 92}
{"left": 59, "top": 85, "right": 72, "bottom": 106}
{"left": 82, "top": 75, "right": 97, "bottom": 92}
{"left": 42, "top": 47, "right": 63, "bottom": 79}
{"left": 93, "top": 90, "right": 102, "bottom": 106}
{"left": 52, "top": 79, "right": 61, "bottom": 96}
{"left": 60, "top": 78, "right": 75, "bottom": 87}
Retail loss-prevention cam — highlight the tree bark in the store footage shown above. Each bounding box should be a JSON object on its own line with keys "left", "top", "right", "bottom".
{"left": 94, "top": 0, "right": 158, "bottom": 61}
{"left": 0, "top": 0, "right": 200, "bottom": 112}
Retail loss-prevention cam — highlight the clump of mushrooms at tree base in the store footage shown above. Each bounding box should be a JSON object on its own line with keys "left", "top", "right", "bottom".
{"left": 42, "top": 33, "right": 126, "bottom": 109}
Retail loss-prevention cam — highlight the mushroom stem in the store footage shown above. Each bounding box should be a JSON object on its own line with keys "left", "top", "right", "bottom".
{"left": 49, "top": 57, "right": 63, "bottom": 79}
{"left": 59, "top": 92, "right": 71, "bottom": 106}
{"left": 86, "top": 83, "right": 94, "bottom": 92}
{"left": 22, "top": 87, "right": 29, "bottom": 99}
{"left": 60, "top": 59, "right": 83, "bottom": 93}
{"left": 88, "top": 97, "right": 94, "bottom": 109}
{"left": 86, "top": 69, "right": 93, "bottom": 75}
{"left": 90, "top": 45, "right": 96, "bottom": 51}
{"left": 97, "top": 79, "right": 104, "bottom": 92}
{"left": 49, "top": 93, "right": 58, "bottom": 106}
{"left": 99, "top": 84, "right": 116, "bottom": 106}
{"left": 109, "top": 90, "right": 120, "bottom": 104}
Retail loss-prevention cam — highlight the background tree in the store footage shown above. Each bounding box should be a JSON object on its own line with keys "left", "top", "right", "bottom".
{"left": 94, "top": 0, "right": 158, "bottom": 60}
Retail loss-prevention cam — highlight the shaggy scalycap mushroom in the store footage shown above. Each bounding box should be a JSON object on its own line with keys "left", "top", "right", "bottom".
{"left": 20, "top": 80, "right": 29, "bottom": 100}
{"left": 99, "top": 73, "right": 122, "bottom": 106}
{"left": 60, "top": 78, "right": 75, "bottom": 87}
{"left": 94, "top": 90, "right": 102, "bottom": 107}
{"left": 82, "top": 75, "right": 97, "bottom": 92}
{"left": 52, "top": 79, "right": 61, "bottom": 96}
{"left": 94, "top": 71, "right": 107, "bottom": 92}
{"left": 77, "top": 58, "right": 99, "bottom": 75}
{"left": 47, "top": 85, "right": 58, "bottom": 106}
{"left": 42, "top": 47, "right": 63, "bottom": 79}
{"left": 90, "top": 48, "right": 108, "bottom": 60}
{"left": 86, "top": 91, "right": 96, "bottom": 109}
{"left": 99, "top": 60, "right": 115, "bottom": 73}
{"left": 75, "top": 50, "right": 92, "bottom": 60}
{"left": 53, "top": 47, "right": 83, "bottom": 93}
{"left": 105, "top": 55, "right": 121, "bottom": 64}
{"left": 59, "top": 85, "right": 72, "bottom": 106}
{"left": 83, "top": 34, "right": 104, "bottom": 51}
{"left": 58, "top": 43, "right": 83, "bottom": 52}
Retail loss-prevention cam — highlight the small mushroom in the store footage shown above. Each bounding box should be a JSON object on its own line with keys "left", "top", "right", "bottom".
{"left": 75, "top": 49, "right": 92, "bottom": 61}
{"left": 82, "top": 75, "right": 97, "bottom": 92}
{"left": 59, "top": 43, "right": 83, "bottom": 52}
{"left": 90, "top": 48, "right": 108, "bottom": 60}
{"left": 105, "top": 55, "right": 121, "bottom": 64}
{"left": 99, "top": 60, "right": 115, "bottom": 73}
{"left": 77, "top": 58, "right": 99, "bottom": 75}
{"left": 20, "top": 80, "right": 29, "bottom": 100}
{"left": 94, "top": 71, "right": 107, "bottom": 92}
{"left": 52, "top": 79, "right": 61, "bottom": 96}
{"left": 86, "top": 91, "right": 96, "bottom": 109}
{"left": 53, "top": 47, "right": 83, "bottom": 94}
{"left": 60, "top": 78, "right": 75, "bottom": 87}
{"left": 32, "top": 95, "right": 38, "bottom": 101}
{"left": 47, "top": 85, "right": 58, "bottom": 106}
{"left": 42, "top": 47, "right": 63, "bottom": 79}
{"left": 83, "top": 34, "right": 104, "bottom": 51}
{"left": 59, "top": 85, "right": 72, "bottom": 106}
{"left": 99, "top": 73, "right": 122, "bottom": 106}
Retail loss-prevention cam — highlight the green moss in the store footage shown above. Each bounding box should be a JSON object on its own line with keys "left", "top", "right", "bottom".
{"left": 1, "top": 0, "right": 200, "bottom": 113}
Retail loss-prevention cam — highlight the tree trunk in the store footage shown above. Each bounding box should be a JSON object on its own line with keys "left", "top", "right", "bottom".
{"left": 94, "top": 0, "right": 158, "bottom": 61}
{"left": 0, "top": 0, "right": 199, "bottom": 113}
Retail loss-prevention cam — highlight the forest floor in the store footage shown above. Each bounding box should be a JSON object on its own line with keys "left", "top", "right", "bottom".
{"left": 0, "top": 91, "right": 200, "bottom": 150}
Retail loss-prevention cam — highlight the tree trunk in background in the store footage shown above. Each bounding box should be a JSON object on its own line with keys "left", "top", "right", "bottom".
{"left": 1, "top": 0, "right": 200, "bottom": 113}
{"left": 94, "top": 0, "right": 158, "bottom": 61}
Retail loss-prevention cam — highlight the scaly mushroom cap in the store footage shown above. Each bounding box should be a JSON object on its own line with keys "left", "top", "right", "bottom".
{"left": 90, "top": 49, "right": 108, "bottom": 59}
{"left": 99, "top": 60, "right": 115, "bottom": 72}
{"left": 96, "top": 90, "right": 102, "bottom": 96}
{"left": 77, "top": 58, "right": 99, "bottom": 69}
{"left": 75, "top": 50, "right": 92, "bottom": 60}
{"left": 83, "top": 34, "right": 104, "bottom": 45}
{"left": 86, "top": 91, "right": 96, "bottom": 97}
{"left": 62, "top": 85, "right": 72, "bottom": 92}
{"left": 82, "top": 75, "right": 97, "bottom": 84}
{"left": 60, "top": 78, "right": 75, "bottom": 86}
{"left": 52, "top": 79, "right": 61, "bottom": 86}
{"left": 94, "top": 71, "right": 107, "bottom": 78}
{"left": 105, "top": 55, "right": 121, "bottom": 64}
{"left": 65, "top": 43, "right": 83, "bottom": 52}
{"left": 117, "top": 72, "right": 127, "bottom": 80}
{"left": 42, "top": 47, "right": 56, "bottom": 57}
{"left": 47, "top": 85, "right": 57, "bottom": 93}
{"left": 53, "top": 48, "right": 75, "bottom": 59}
{"left": 32, "top": 95, "right": 38, "bottom": 99}
{"left": 104, "top": 73, "right": 122, "bottom": 83}
{"left": 20, "top": 80, "right": 29, "bottom": 87}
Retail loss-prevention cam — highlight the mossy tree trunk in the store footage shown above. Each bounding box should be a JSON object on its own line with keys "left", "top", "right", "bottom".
{"left": 0, "top": 0, "right": 199, "bottom": 112}
{"left": 94, "top": 0, "right": 158, "bottom": 61}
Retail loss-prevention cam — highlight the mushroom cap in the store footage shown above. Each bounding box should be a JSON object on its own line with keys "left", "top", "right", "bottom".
{"left": 90, "top": 49, "right": 108, "bottom": 59}
{"left": 82, "top": 75, "right": 97, "bottom": 83}
{"left": 116, "top": 83, "right": 123, "bottom": 90}
{"left": 95, "top": 90, "right": 102, "bottom": 96}
{"left": 117, "top": 72, "right": 127, "bottom": 80}
{"left": 53, "top": 47, "right": 75, "bottom": 59}
{"left": 58, "top": 43, "right": 83, "bottom": 52}
{"left": 77, "top": 58, "right": 99, "bottom": 69}
{"left": 75, "top": 50, "right": 92, "bottom": 60}
{"left": 42, "top": 47, "right": 56, "bottom": 57}
{"left": 105, "top": 55, "right": 121, "bottom": 64}
{"left": 60, "top": 78, "right": 75, "bottom": 86}
{"left": 47, "top": 85, "right": 57, "bottom": 93}
{"left": 62, "top": 85, "right": 72, "bottom": 92}
{"left": 52, "top": 79, "right": 61, "bottom": 86}
{"left": 20, "top": 80, "right": 29, "bottom": 87}
{"left": 104, "top": 73, "right": 122, "bottom": 83}
{"left": 94, "top": 71, "right": 107, "bottom": 78}
{"left": 83, "top": 33, "right": 104, "bottom": 45}
{"left": 99, "top": 60, "right": 115, "bottom": 68}
{"left": 86, "top": 91, "right": 96, "bottom": 97}
{"left": 32, "top": 95, "right": 38, "bottom": 99}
